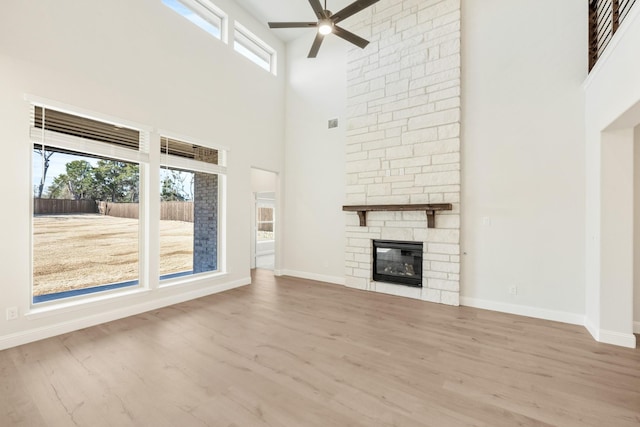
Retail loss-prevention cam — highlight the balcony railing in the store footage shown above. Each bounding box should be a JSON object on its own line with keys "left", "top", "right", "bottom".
{"left": 589, "top": 0, "right": 637, "bottom": 71}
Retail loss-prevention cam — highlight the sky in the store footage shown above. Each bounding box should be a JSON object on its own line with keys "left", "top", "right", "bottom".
{"left": 162, "top": 0, "right": 221, "bottom": 39}
{"left": 32, "top": 151, "right": 97, "bottom": 196}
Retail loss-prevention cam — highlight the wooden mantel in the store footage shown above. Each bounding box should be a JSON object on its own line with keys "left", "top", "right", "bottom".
{"left": 342, "top": 204, "right": 453, "bottom": 228}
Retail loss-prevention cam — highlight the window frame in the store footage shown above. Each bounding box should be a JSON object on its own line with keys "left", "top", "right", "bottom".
{"left": 163, "top": 0, "right": 229, "bottom": 43}
{"left": 233, "top": 21, "right": 277, "bottom": 75}
{"left": 28, "top": 98, "right": 151, "bottom": 307}
{"left": 157, "top": 131, "right": 227, "bottom": 287}
{"left": 26, "top": 97, "right": 229, "bottom": 311}
{"left": 256, "top": 202, "right": 275, "bottom": 242}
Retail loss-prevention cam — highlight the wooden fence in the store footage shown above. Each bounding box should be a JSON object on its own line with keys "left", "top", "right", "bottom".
{"left": 34, "top": 198, "right": 97, "bottom": 215}
{"left": 98, "top": 201, "right": 194, "bottom": 222}
{"left": 97, "top": 201, "right": 139, "bottom": 219}
{"left": 160, "top": 201, "right": 194, "bottom": 222}
{"left": 35, "top": 198, "right": 194, "bottom": 222}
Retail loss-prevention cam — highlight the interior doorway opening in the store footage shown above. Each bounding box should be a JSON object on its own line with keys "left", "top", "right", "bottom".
{"left": 251, "top": 168, "right": 277, "bottom": 271}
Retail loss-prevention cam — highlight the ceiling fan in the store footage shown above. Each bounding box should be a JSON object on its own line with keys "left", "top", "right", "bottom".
{"left": 268, "top": 0, "right": 380, "bottom": 58}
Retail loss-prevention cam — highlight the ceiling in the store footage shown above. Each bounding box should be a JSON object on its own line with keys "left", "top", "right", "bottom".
{"left": 233, "top": 0, "right": 358, "bottom": 42}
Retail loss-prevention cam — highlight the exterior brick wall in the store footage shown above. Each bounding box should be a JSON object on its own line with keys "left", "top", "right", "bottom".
{"left": 193, "top": 148, "right": 218, "bottom": 273}
{"left": 344, "top": 0, "right": 461, "bottom": 305}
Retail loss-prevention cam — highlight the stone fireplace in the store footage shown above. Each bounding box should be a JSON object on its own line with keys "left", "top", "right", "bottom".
{"left": 343, "top": 0, "right": 461, "bottom": 306}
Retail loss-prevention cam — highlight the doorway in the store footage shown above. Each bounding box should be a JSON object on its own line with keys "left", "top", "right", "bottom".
{"left": 255, "top": 194, "right": 275, "bottom": 269}
{"left": 251, "top": 168, "right": 277, "bottom": 270}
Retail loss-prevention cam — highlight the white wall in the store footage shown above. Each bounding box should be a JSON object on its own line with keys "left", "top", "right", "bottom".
{"left": 600, "top": 129, "right": 635, "bottom": 344}
{"left": 460, "top": 0, "right": 587, "bottom": 323}
{"left": 281, "top": 33, "right": 347, "bottom": 284}
{"left": 585, "top": 6, "right": 640, "bottom": 347}
{"left": 0, "top": 0, "right": 285, "bottom": 349}
{"left": 635, "top": 125, "right": 640, "bottom": 331}
{"left": 251, "top": 169, "right": 277, "bottom": 193}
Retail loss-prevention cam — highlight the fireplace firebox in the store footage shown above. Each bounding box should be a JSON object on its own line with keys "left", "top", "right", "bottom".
{"left": 372, "top": 240, "right": 423, "bottom": 287}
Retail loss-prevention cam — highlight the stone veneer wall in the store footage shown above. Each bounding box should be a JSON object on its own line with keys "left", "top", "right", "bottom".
{"left": 344, "top": 0, "right": 461, "bottom": 305}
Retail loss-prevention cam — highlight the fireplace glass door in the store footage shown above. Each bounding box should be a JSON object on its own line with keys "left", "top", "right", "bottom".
{"left": 373, "top": 240, "right": 423, "bottom": 287}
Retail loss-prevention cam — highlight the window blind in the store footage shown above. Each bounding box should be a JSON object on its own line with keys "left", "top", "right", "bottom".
{"left": 161, "top": 136, "right": 219, "bottom": 165}
{"left": 33, "top": 106, "right": 140, "bottom": 150}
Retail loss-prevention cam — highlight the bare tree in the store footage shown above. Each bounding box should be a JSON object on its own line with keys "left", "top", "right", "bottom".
{"left": 34, "top": 147, "right": 54, "bottom": 199}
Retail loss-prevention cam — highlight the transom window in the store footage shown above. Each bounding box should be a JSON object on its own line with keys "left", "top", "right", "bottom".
{"left": 163, "top": 0, "right": 228, "bottom": 42}
{"left": 234, "top": 22, "right": 277, "bottom": 75}
{"left": 162, "top": 0, "right": 278, "bottom": 74}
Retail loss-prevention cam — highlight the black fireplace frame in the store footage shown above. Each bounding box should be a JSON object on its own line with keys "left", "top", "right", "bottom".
{"left": 372, "top": 240, "right": 423, "bottom": 288}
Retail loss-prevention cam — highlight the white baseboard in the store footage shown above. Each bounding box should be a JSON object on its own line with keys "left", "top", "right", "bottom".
{"left": 598, "top": 329, "right": 637, "bottom": 348}
{"left": 585, "top": 318, "right": 599, "bottom": 341}
{"left": 462, "top": 297, "right": 637, "bottom": 348}
{"left": 460, "top": 296, "right": 585, "bottom": 326}
{"left": 280, "top": 269, "right": 345, "bottom": 286}
{"left": 0, "top": 277, "right": 250, "bottom": 351}
{"left": 581, "top": 318, "right": 637, "bottom": 348}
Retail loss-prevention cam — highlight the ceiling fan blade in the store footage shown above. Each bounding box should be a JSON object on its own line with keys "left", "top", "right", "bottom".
{"left": 333, "top": 25, "right": 370, "bottom": 49}
{"left": 308, "top": 32, "right": 325, "bottom": 58}
{"left": 332, "top": 0, "right": 380, "bottom": 24}
{"left": 268, "top": 22, "right": 318, "bottom": 29}
{"left": 308, "top": 0, "right": 328, "bottom": 19}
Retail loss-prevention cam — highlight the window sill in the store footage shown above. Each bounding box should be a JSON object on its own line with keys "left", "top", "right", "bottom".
{"left": 159, "top": 270, "right": 228, "bottom": 288}
{"left": 25, "top": 271, "right": 230, "bottom": 321}
{"left": 26, "top": 287, "right": 152, "bottom": 320}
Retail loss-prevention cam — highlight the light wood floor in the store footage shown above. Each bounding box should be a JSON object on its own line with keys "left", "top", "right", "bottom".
{"left": 1, "top": 270, "right": 639, "bottom": 426}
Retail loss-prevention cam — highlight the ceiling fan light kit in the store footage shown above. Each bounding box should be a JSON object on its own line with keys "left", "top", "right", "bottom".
{"left": 268, "top": 0, "right": 380, "bottom": 58}
{"left": 318, "top": 19, "right": 334, "bottom": 35}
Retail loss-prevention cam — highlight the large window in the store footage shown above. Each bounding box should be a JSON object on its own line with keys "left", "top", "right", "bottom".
{"left": 30, "top": 103, "right": 226, "bottom": 304}
{"left": 159, "top": 136, "right": 223, "bottom": 281}
{"left": 234, "top": 22, "right": 277, "bottom": 74}
{"left": 31, "top": 106, "right": 145, "bottom": 303}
